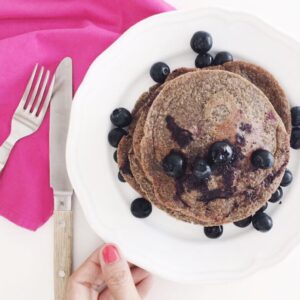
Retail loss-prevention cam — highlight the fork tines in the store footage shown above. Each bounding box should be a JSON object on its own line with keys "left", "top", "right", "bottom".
{"left": 17, "top": 64, "right": 55, "bottom": 120}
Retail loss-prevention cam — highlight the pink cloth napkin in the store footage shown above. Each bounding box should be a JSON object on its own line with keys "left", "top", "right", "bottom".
{"left": 0, "top": 0, "right": 173, "bottom": 230}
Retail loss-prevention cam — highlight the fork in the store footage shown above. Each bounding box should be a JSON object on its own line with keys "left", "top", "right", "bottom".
{"left": 0, "top": 64, "right": 55, "bottom": 172}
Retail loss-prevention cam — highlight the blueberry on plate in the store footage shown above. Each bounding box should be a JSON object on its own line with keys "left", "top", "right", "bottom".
{"left": 269, "top": 187, "right": 283, "bottom": 203}
{"left": 291, "top": 127, "right": 300, "bottom": 149}
{"left": 257, "top": 202, "right": 268, "bottom": 213}
{"left": 150, "top": 62, "right": 170, "bottom": 83}
{"left": 195, "top": 53, "right": 213, "bottom": 68}
{"left": 291, "top": 106, "right": 300, "bottom": 126}
{"left": 108, "top": 128, "right": 127, "bottom": 148}
{"left": 192, "top": 158, "right": 211, "bottom": 181}
{"left": 131, "top": 198, "right": 152, "bottom": 218}
{"left": 162, "top": 150, "right": 186, "bottom": 178}
{"left": 252, "top": 212, "right": 273, "bottom": 232}
{"left": 280, "top": 169, "right": 293, "bottom": 187}
{"left": 190, "top": 31, "right": 213, "bottom": 54}
{"left": 251, "top": 149, "right": 274, "bottom": 169}
{"left": 110, "top": 108, "right": 132, "bottom": 127}
{"left": 204, "top": 226, "right": 223, "bottom": 239}
{"left": 210, "top": 141, "right": 234, "bottom": 164}
{"left": 213, "top": 51, "right": 233, "bottom": 65}
{"left": 118, "top": 171, "right": 126, "bottom": 182}
{"left": 113, "top": 150, "right": 118, "bottom": 163}
{"left": 234, "top": 216, "right": 252, "bottom": 228}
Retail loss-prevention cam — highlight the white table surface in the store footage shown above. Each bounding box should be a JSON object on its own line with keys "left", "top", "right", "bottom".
{"left": 1, "top": 1, "right": 300, "bottom": 299}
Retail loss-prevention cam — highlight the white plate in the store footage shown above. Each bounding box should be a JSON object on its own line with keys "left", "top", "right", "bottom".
{"left": 66, "top": 8, "right": 300, "bottom": 283}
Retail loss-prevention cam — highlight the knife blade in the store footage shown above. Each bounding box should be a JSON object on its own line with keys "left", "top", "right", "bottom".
{"left": 50, "top": 57, "right": 73, "bottom": 201}
{"left": 50, "top": 57, "right": 73, "bottom": 300}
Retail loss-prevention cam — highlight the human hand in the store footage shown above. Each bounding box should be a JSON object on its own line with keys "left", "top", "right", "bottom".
{"left": 66, "top": 243, "right": 153, "bottom": 300}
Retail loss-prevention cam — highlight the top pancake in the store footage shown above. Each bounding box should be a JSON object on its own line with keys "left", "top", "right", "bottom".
{"left": 140, "top": 70, "right": 290, "bottom": 225}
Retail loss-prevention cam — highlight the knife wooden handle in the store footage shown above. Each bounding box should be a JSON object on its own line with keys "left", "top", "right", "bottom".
{"left": 54, "top": 210, "right": 73, "bottom": 300}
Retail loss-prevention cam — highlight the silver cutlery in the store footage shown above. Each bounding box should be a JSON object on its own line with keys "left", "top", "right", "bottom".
{"left": 49, "top": 57, "right": 73, "bottom": 300}
{"left": 0, "top": 64, "right": 55, "bottom": 172}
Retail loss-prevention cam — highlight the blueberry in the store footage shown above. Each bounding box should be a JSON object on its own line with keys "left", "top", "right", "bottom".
{"left": 118, "top": 171, "right": 125, "bottom": 182}
{"left": 150, "top": 62, "right": 170, "bottom": 83}
{"left": 204, "top": 226, "right": 223, "bottom": 239}
{"left": 213, "top": 51, "right": 233, "bottom": 65}
{"left": 210, "top": 141, "right": 234, "bottom": 164}
{"left": 195, "top": 53, "right": 213, "bottom": 68}
{"left": 113, "top": 150, "right": 118, "bottom": 163}
{"left": 291, "top": 106, "right": 300, "bottom": 126}
{"left": 108, "top": 128, "right": 127, "bottom": 148}
{"left": 291, "top": 128, "right": 300, "bottom": 149}
{"left": 251, "top": 149, "right": 274, "bottom": 169}
{"left": 252, "top": 212, "right": 273, "bottom": 232}
{"left": 190, "top": 31, "right": 213, "bottom": 54}
{"left": 162, "top": 151, "right": 186, "bottom": 178}
{"left": 269, "top": 187, "right": 283, "bottom": 203}
{"left": 131, "top": 198, "right": 152, "bottom": 218}
{"left": 234, "top": 216, "right": 252, "bottom": 228}
{"left": 280, "top": 169, "right": 293, "bottom": 187}
{"left": 192, "top": 158, "right": 211, "bottom": 181}
{"left": 257, "top": 202, "right": 268, "bottom": 213}
{"left": 110, "top": 108, "right": 132, "bottom": 127}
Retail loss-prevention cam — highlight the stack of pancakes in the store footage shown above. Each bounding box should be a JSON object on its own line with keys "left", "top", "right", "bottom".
{"left": 117, "top": 61, "right": 290, "bottom": 226}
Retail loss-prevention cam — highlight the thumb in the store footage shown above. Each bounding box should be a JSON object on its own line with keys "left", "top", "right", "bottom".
{"left": 99, "top": 244, "right": 141, "bottom": 300}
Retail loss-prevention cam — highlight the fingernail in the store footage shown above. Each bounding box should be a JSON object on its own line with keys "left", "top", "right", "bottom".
{"left": 102, "top": 245, "right": 120, "bottom": 264}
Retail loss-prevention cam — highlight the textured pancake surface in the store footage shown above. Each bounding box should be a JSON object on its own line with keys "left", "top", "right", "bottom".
{"left": 212, "top": 61, "right": 291, "bottom": 134}
{"left": 140, "top": 70, "right": 289, "bottom": 225}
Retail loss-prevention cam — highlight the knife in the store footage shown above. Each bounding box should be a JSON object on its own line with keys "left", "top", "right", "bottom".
{"left": 50, "top": 57, "right": 73, "bottom": 300}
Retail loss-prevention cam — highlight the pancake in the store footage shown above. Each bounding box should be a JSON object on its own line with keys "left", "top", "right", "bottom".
{"left": 140, "top": 70, "right": 290, "bottom": 225}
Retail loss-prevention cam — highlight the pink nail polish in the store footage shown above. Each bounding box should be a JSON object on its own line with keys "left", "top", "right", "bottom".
{"left": 102, "top": 245, "right": 120, "bottom": 264}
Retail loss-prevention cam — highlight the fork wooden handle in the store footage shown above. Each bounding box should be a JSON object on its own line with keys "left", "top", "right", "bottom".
{"left": 54, "top": 210, "right": 73, "bottom": 300}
